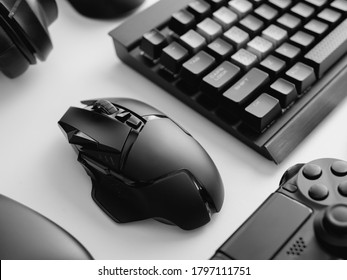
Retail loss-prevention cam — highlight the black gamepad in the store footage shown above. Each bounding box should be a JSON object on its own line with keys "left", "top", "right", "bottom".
{"left": 211, "top": 158, "right": 347, "bottom": 259}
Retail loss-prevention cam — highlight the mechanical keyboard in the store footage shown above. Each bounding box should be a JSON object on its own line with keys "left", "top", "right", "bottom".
{"left": 110, "top": 0, "right": 347, "bottom": 163}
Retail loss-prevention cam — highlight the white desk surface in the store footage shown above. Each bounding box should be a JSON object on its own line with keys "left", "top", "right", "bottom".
{"left": 1, "top": 0, "right": 347, "bottom": 260}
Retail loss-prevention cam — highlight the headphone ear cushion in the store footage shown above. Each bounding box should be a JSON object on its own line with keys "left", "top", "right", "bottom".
{"left": 0, "top": 25, "right": 29, "bottom": 78}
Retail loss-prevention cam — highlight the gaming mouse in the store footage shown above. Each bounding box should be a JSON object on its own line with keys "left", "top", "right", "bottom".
{"left": 67, "top": 0, "right": 145, "bottom": 18}
{"left": 0, "top": 194, "right": 93, "bottom": 259}
{"left": 58, "top": 98, "right": 224, "bottom": 230}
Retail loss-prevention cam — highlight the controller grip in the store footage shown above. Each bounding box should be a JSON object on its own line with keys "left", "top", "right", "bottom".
{"left": 211, "top": 193, "right": 312, "bottom": 260}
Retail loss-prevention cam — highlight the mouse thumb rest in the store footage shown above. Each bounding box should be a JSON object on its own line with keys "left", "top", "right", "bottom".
{"left": 85, "top": 167, "right": 213, "bottom": 230}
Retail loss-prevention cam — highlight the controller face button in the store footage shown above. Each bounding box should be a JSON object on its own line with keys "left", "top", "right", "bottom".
{"left": 338, "top": 181, "right": 347, "bottom": 197}
{"left": 303, "top": 164, "right": 322, "bottom": 180}
{"left": 308, "top": 184, "right": 329, "bottom": 201}
{"left": 331, "top": 161, "right": 347, "bottom": 177}
{"left": 323, "top": 204, "right": 347, "bottom": 234}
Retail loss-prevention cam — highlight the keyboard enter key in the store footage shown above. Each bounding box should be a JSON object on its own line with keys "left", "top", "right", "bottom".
{"left": 223, "top": 68, "right": 270, "bottom": 108}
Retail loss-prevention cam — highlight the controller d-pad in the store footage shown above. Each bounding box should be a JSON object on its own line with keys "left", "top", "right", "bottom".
{"left": 331, "top": 161, "right": 347, "bottom": 176}
{"left": 309, "top": 184, "right": 329, "bottom": 201}
{"left": 302, "top": 164, "right": 322, "bottom": 180}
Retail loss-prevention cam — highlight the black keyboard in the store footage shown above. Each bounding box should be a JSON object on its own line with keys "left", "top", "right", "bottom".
{"left": 110, "top": 0, "right": 347, "bottom": 163}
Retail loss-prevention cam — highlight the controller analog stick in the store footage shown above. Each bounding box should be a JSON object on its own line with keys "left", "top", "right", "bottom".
{"left": 314, "top": 204, "right": 347, "bottom": 257}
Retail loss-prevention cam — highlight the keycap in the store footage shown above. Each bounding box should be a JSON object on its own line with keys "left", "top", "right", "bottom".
{"left": 239, "top": 14, "right": 264, "bottom": 36}
{"left": 269, "top": 78, "right": 298, "bottom": 107}
{"left": 331, "top": 0, "right": 347, "bottom": 12}
{"left": 160, "top": 42, "right": 189, "bottom": 74}
{"left": 231, "top": 48, "right": 258, "bottom": 71}
{"left": 169, "top": 10, "right": 196, "bottom": 35}
{"left": 275, "top": 42, "right": 301, "bottom": 63}
{"left": 247, "top": 36, "right": 273, "bottom": 60}
{"left": 223, "top": 67, "right": 270, "bottom": 107}
{"left": 188, "top": 0, "right": 211, "bottom": 20}
{"left": 277, "top": 13, "right": 301, "bottom": 33}
{"left": 285, "top": 62, "right": 316, "bottom": 93}
{"left": 206, "top": 38, "right": 234, "bottom": 60}
{"left": 304, "top": 19, "right": 329, "bottom": 37}
{"left": 213, "top": 6, "right": 238, "bottom": 30}
{"left": 290, "top": 31, "right": 315, "bottom": 51}
{"left": 304, "top": 19, "right": 347, "bottom": 78}
{"left": 180, "top": 30, "right": 207, "bottom": 53}
{"left": 228, "top": 0, "right": 253, "bottom": 17}
{"left": 259, "top": 55, "right": 286, "bottom": 77}
{"left": 207, "top": 0, "right": 227, "bottom": 9}
{"left": 262, "top": 24, "right": 288, "bottom": 47}
{"left": 254, "top": 4, "right": 279, "bottom": 22}
{"left": 196, "top": 18, "right": 223, "bottom": 42}
{"left": 305, "top": 0, "right": 327, "bottom": 8}
{"left": 243, "top": 93, "right": 282, "bottom": 132}
{"left": 291, "top": 3, "right": 315, "bottom": 19}
{"left": 317, "top": 8, "right": 341, "bottom": 24}
{"left": 249, "top": 0, "right": 265, "bottom": 6}
{"left": 140, "top": 29, "right": 168, "bottom": 60}
{"left": 181, "top": 50, "right": 216, "bottom": 84}
{"left": 202, "top": 61, "right": 241, "bottom": 94}
{"left": 223, "top": 26, "right": 250, "bottom": 49}
{"left": 269, "top": 0, "right": 292, "bottom": 10}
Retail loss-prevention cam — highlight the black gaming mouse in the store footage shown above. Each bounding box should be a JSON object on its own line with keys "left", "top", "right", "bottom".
{"left": 58, "top": 98, "right": 224, "bottom": 230}
{"left": 0, "top": 194, "right": 93, "bottom": 259}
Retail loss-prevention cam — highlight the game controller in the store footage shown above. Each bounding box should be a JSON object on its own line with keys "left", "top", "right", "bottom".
{"left": 211, "top": 158, "right": 347, "bottom": 259}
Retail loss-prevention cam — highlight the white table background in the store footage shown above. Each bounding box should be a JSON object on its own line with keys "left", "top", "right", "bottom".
{"left": 1, "top": 0, "right": 347, "bottom": 259}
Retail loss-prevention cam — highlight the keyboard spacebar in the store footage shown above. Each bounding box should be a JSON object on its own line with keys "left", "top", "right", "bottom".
{"left": 304, "top": 19, "right": 347, "bottom": 78}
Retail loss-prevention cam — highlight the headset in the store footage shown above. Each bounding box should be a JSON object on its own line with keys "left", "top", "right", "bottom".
{"left": 0, "top": 0, "right": 57, "bottom": 78}
{"left": 0, "top": 0, "right": 144, "bottom": 78}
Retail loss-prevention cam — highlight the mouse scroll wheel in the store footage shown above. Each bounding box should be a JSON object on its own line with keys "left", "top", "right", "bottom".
{"left": 92, "top": 100, "right": 118, "bottom": 115}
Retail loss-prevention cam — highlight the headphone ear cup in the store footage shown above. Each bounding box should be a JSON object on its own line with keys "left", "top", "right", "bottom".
{"left": 0, "top": 25, "right": 29, "bottom": 78}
